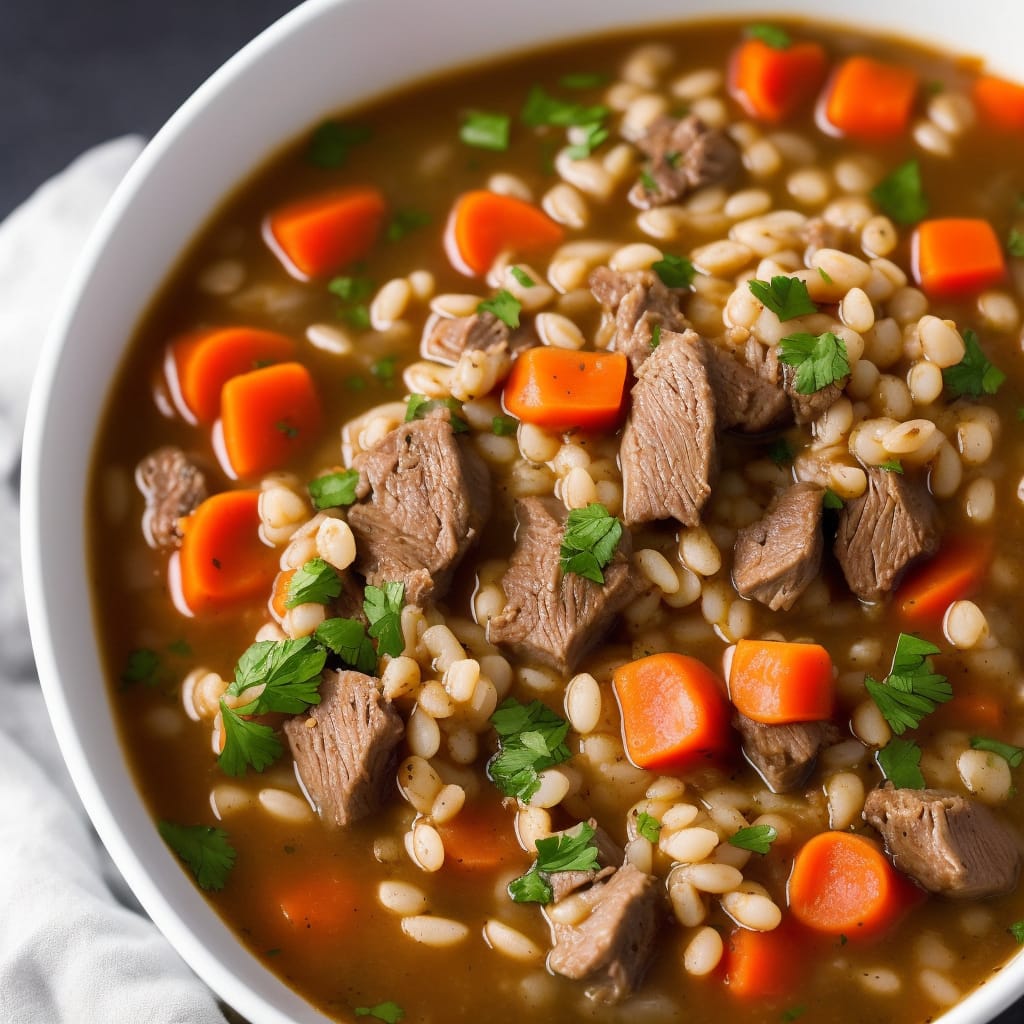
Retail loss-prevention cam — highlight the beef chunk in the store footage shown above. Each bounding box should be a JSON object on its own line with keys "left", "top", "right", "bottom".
{"left": 733, "top": 713, "right": 839, "bottom": 793}
{"left": 487, "top": 497, "right": 637, "bottom": 675}
{"left": 135, "top": 446, "right": 208, "bottom": 549}
{"left": 549, "top": 820, "right": 623, "bottom": 903}
{"left": 589, "top": 266, "right": 689, "bottom": 371}
{"left": 733, "top": 482, "right": 824, "bottom": 611}
{"left": 619, "top": 330, "right": 717, "bottom": 527}
{"left": 628, "top": 115, "right": 740, "bottom": 209}
{"left": 348, "top": 417, "right": 491, "bottom": 605}
{"left": 864, "top": 784, "right": 1021, "bottom": 898}
{"left": 420, "top": 310, "right": 531, "bottom": 365}
{"left": 834, "top": 467, "right": 940, "bottom": 602}
{"left": 548, "top": 863, "right": 662, "bottom": 1004}
{"left": 284, "top": 670, "right": 404, "bottom": 828}
{"left": 703, "top": 342, "right": 792, "bottom": 434}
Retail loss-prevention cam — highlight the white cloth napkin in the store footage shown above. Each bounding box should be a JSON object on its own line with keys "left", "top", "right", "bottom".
{"left": 1, "top": 138, "right": 229, "bottom": 1024}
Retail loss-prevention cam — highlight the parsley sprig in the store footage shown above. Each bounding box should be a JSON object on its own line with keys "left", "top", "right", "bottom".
{"left": 877, "top": 737, "right": 926, "bottom": 789}
{"left": 652, "top": 253, "right": 696, "bottom": 289}
{"left": 508, "top": 821, "right": 599, "bottom": 904}
{"left": 865, "top": 634, "right": 952, "bottom": 736}
{"left": 354, "top": 1002, "right": 404, "bottom": 1023}
{"left": 316, "top": 617, "right": 378, "bottom": 675}
{"left": 478, "top": 289, "right": 522, "bottom": 328}
{"left": 364, "top": 582, "right": 405, "bottom": 659}
{"left": 405, "top": 394, "right": 469, "bottom": 432}
{"left": 728, "top": 824, "right": 778, "bottom": 854}
{"left": 487, "top": 698, "right": 572, "bottom": 803}
{"left": 286, "top": 558, "right": 343, "bottom": 608}
{"left": 158, "top": 821, "right": 237, "bottom": 891}
{"left": 521, "top": 85, "right": 609, "bottom": 128}
{"left": 870, "top": 160, "right": 929, "bottom": 225}
{"left": 308, "top": 469, "right": 360, "bottom": 510}
{"left": 943, "top": 329, "right": 1006, "bottom": 398}
{"left": 460, "top": 110, "right": 510, "bottom": 151}
{"left": 558, "top": 503, "right": 623, "bottom": 585}
{"left": 778, "top": 331, "right": 850, "bottom": 394}
{"left": 970, "top": 736, "right": 1024, "bottom": 768}
{"left": 748, "top": 276, "right": 818, "bottom": 321}
{"left": 746, "top": 23, "right": 791, "bottom": 49}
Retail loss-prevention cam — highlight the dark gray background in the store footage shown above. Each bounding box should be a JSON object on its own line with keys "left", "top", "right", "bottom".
{"left": 3, "top": 3, "right": 1022, "bottom": 1021}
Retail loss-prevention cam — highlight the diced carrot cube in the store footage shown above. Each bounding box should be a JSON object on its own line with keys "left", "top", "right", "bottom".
{"left": 822, "top": 56, "right": 918, "bottom": 139}
{"left": 913, "top": 218, "right": 1007, "bottom": 298}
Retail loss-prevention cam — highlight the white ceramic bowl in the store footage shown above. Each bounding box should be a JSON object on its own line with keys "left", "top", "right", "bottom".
{"left": 20, "top": 1, "right": 1024, "bottom": 1021}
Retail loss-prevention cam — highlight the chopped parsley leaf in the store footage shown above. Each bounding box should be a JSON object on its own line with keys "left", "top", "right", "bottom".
{"left": 865, "top": 634, "right": 952, "bottom": 736}
{"left": 316, "top": 617, "right": 378, "bottom": 675}
{"left": 746, "top": 23, "right": 791, "bottom": 49}
{"left": 729, "top": 824, "right": 778, "bottom": 855}
{"left": 405, "top": 394, "right": 469, "bottom": 432}
{"left": 364, "top": 581, "right": 405, "bottom": 659}
{"left": 639, "top": 167, "right": 658, "bottom": 194}
{"left": 459, "top": 110, "right": 511, "bottom": 151}
{"left": 970, "top": 736, "right": 1024, "bottom": 768}
{"left": 1008, "top": 228, "right": 1024, "bottom": 258}
{"left": 386, "top": 208, "right": 431, "bottom": 242}
{"left": 275, "top": 420, "right": 299, "bottom": 439}
{"left": 652, "top": 253, "right": 696, "bottom": 289}
{"left": 354, "top": 1002, "right": 404, "bottom": 1024}
{"left": 492, "top": 414, "right": 519, "bottom": 436}
{"left": 818, "top": 266, "right": 833, "bottom": 284}
{"left": 121, "top": 648, "right": 161, "bottom": 687}
{"left": 341, "top": 304, "right": 371, "bottom": 330}
{"left": 521, "top": 84, "right": 609, "bottom": 127}
{"left": 488, "top": 698, "right": 572, "bottom": 803}
{"left": 878, "top": 458, "right": 904, "bottom": 474}
{"left": 478, "top": 289, "right": 522, "bottom": 328}
{"left": 306, "top": 120, "right": 372, "bottom": 168}
{"left": 228, "top": 636, "right": 327, "bottom": 715}
{"left": 566, "top": 122, "right": 610, "bottom": 159}
{"left": 870, "top": 159, "right": 929, "bottom": 225}
{"left": 943, "top": 329, "right": 1006, "bottom": 398}
{"left": 328, "top": 275, "right": 375, "bottom": 303}
{"left": 218, "top": 705, "right": 283, "bottom": 777}
{"left": 636, "top": 812, "right": 662, "bottom": 843}
{"left": 559, "top": 71, "right": 609, "bottom": 89}
{"left": 510, "top": 266, "right": 536, "bottom": 287}
{"left": 748, "top": 275, "right": 818, "bottom": 320}
{"left": 558, "top": 503, "right": 623, "bottom": 584}
{"left": 768, "top": 437, "right": 795, "bottom": 465}
{"left": 158, "top": 821, "right": 236, "bottom": 891}
{"left": 823, "top": 488, "right": 844, "bottom": 510}
{"left": 876, "top": 737, "right": 926, "bottom": 789}
{"left": 509, "top": 822, "right": 599, "bottom": 904}
{"left": 285, "top": 558, "right": 343, "bottom": 609}
{"left": 370, "top": 356, "right": 397, "bottom": 386}
{"left": 650, "top": 323, "right": 662, "bottom": 349}
{"left": 778, "top": 331, "right": 850, "bottom": 394}
{"left": 308, "top": 469, "right": 360, "bottom": 510}
{"left": 1010, "top": 921, "right": 1024, "bottom": 944}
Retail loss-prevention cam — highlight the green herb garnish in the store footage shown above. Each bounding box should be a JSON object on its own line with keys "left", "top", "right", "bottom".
{"left": 768, "top": 437, "right": 795, "bottom": 466}
{"left": 508, "top": 822, "right": 599, "bottom": 904}
{"left": 286, "top": 558, "right": 343, "bottom": 609}
{"left": 970, "top": 736, "right": 1024, "bottom": 768}
{"left": 364, "top": 581, "right": 405, "bottom": 659}
{"left": 521, "top": 85, "right": 608, "bottom": 127}
{"left": 405, "top": 394, "right": 469, "bottom": 432}
{"left": 865, "top": 634, "right": 952, "bottom": 736}
{"left": 746, "top": 23, "right": 791, "bottom": 49}
{"left": 652, "top": 253, "right": 696, "bottom": 289}
{"left": 566, "top": 122, "right": 610, "bottom": 159}
{"left": 559, "top": 72, "right": 609, "bottom": 89}
{"left": 354, "top": 1003, "right": 405, "bottom": 1024}
{"left": 878, "top": 459, "right": 904, "bottom": 474}
{"left": 1007, "top": 228, "right": 1024, "bottom": 258}
{"left": 478, "top": 289, "right": 522, "bottom": 328}
{"left": 386, "top": 208, "right": 431, "bottom": 242}
{"left": 558, "top": 503, "right": 623, "bottom": 585}
{"left": 492, "top": 414, "right": 519, "bottom": 436}
{"left": 460, "top": 110, "right": 511, "bottom": 151}
{"left": 309, "top": 469, "right": 360, "bottom": 510}
{"left": 510, "top": 266, "right": 536, "bottom": 287}
{"left": 778, "top": 331, "right": 850, "bottom": 394}
{"left": 121, "top": 648, "right": 161, "bottom": 687}
{"left": 1010, "top": 921, "right": 1024, "bottom": 944}
{"left": 316, "top": 618, "right": 378, "bottom": 675}
{"left": 158, "top": 821, "right": 236, "bottom": 892}
{"left": 636, "top": 812, "right": 662, "bottom": 843}
{"left": 729, "top": 824, "right": 778, "bottom": 855}
{"left": 870, "top": 159, "right": 929, "bottom": 225}
{"left": 943, "top": 329, "right": 1006, "bottom": 398}
{"left": 877, "top": 737, "right": 926, "bottom": 789}
{"left": 370, "top": 356, "right": 397, "bottom": 386}
{"left": 650, "top": 323, "right": 662, "bottom": 349}
{"left": 307, "top": 121, "right": 372, "bottom": 168}
{"left": 488, "top": 698, "right": 572, "bottom": 803}
{"left": 748, "top": 275, "right": 818, "bottom": 320}
{"left": 823, "top": 488, "right": 844, "bottom": 510}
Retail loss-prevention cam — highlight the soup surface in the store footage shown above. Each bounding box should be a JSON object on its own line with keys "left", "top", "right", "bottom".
{"left": 90, "top": 17, "right": 1024, "bottom": 1024}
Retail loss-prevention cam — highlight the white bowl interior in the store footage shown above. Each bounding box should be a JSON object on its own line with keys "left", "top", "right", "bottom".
{"left": 21, "top": 0, "right": 1024, "bottom": 1021}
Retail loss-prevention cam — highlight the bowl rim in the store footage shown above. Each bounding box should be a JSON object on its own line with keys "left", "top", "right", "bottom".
{"left": 20, "top": 0, "right": 1024, "bottom": 1022}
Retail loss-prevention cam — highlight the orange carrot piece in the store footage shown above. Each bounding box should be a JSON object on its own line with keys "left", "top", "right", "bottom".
{"left": 176, "top": 490, "right": 277, "bottom": 614}
{"left": 724, "top": 921, "right": 803, "bottom": 999}
{"left": 169, "top": 327, "right": 296, "bottom": 424}
{"left": 438, "top": 798, "right": 528, "bottom": 871}
{"left": 266, "top": 185, "right": 386, "bottom": 279}
{"left": 729, "top": 38, "right": 828, "bottom": 123}
{"left": 270, "top": 569, "right": 297, "bottom": 622}
{"left": 219, "top": 362, "right": 322, "bottom": 479}
{"left": 938, "top": 691, "right": 1004, "bottom": 733}
{"left": 727, "top": 639, "right": 835, "bottom": 725}
{"left": 973, "top": 74, "right": 1024, "bottom": 132}
{"left": 896, "top": 537, "right": 993, "bottom": 626}
{"left": 913, "top": 218, "right": 1007, "bottom": 298}
{"left": 613, "top": 653, "right": 732, "bottom": 772}
{"left": 445, "top": 190, "right": 564, "bottom": 277}
{"left": 501, "top": 348, "right": 629, "bottom": 432}
{"left": 277, "top": 873, "right": 363, "bottom": 937}
{"left": 822, "top": 56, "right": 918, "bottom": 139}
{"left": 788, "top": 832, "right": 909, "bottom": 938}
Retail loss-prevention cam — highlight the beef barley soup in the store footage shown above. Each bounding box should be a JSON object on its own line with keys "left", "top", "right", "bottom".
{"left": 90, "top": 17, "right": 1024, "bottom": 1024}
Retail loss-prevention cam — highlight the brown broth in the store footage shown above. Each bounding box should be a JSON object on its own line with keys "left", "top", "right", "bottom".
{"left": 90, "top": 17, "right": 1024, "bottom": 1024}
